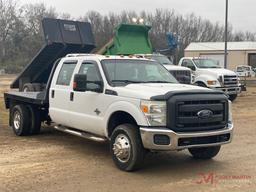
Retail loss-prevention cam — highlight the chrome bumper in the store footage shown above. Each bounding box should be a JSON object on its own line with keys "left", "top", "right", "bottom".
{"left": 140, "top": 124, "right": 233, "bottom": 151}
{"left": 215, "top": 87, "right": 241, "bottom": 95}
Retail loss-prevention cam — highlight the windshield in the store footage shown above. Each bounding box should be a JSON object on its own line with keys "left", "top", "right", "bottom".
{"left": 101, "top": 59, "right": 178, "bottom": 86}
{"left": 150, "top": 55, "right": 173, "bottom": 65}
{"left": 237, "top": 67, "right": 244, "bottom": 72}
{"left": 193, "top": 59, "right": 221, "bottom": 69}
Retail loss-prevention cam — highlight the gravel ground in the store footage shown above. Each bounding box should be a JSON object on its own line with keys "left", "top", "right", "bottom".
{"left": 0, "top": 76, "right": 255, "bottom": 192}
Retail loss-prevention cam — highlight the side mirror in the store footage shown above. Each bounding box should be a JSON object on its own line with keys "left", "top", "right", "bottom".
{"left": 190, "top": 65, "right": 196, "bottom": 71}
{"left": 73, "top": 74, "right": 87, "bottom": 92}
{"left": 73, "top": 73, "right": 104, "bottom": 93}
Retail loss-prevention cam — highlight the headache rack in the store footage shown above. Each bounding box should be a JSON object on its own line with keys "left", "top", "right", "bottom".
{"left": 11, "top": 18, "right": 96, "bottom": 91}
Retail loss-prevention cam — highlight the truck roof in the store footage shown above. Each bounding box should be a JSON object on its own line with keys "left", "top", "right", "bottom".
{"left": 63, "top": 54, "right": 154, "bottom": 62}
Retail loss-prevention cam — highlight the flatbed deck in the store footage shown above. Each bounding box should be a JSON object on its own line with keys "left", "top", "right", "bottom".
{"left": 4, "top": 91, "right": 48, "bottom": 108}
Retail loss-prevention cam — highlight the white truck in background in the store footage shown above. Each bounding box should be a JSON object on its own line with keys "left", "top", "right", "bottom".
{"left": 178, "top": 57, "right": 241, "bottom": 101}
{"left": 137, "top": 54, "right": 192, "bottom": 84}
{"left": 235, "top": 65, "right": 255, "bottom": 77}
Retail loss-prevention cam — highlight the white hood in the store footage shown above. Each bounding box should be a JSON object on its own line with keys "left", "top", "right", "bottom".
{"left": 198, "top": 68, "right": 237, "bottom": 77}
{"left": 113, "top": 83, "right": 209, "bottom": 100}
{"left": 164, "top": 65, "right": 191, "bottom": 71}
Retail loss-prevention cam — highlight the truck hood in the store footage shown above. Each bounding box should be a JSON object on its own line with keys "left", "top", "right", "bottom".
{"left": 198, "top": 68, "right": 237, "bottom": 76}
{"left": 164, "top": 65, "right": 191, "bottom": 71}
{"left": 114, "top": 83, "right": 208, "bottom": 100}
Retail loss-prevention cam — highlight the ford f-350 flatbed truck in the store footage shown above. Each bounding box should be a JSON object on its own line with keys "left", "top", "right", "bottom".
{"left": 4, "top": 54, "right": 233, "bottom": 171}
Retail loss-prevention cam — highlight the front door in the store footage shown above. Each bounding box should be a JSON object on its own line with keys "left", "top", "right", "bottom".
{"left": 69, "top": 61, "right": 105, "bottom": 136}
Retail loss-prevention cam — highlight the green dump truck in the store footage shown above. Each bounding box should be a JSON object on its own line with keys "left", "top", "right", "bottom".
{"left": 97, "top": 23, "right": 192, "bottom": 84}
{"left": 97, "top": 24, "right": 152, "bottom": 55}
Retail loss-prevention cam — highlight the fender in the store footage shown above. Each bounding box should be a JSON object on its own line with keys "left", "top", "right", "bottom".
{"left": 103, "top": 100, "right": 148, "bottom": 136}
{"left": 194, "top": 74, "right": 221, "bottom": 87}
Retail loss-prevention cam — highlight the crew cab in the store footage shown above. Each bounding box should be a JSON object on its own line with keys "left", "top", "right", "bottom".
{"left": 178, "top": 57, "right": 241, "bottom": 101}
{"left": 4, "top": 54, "right": 233, "bottom": 171}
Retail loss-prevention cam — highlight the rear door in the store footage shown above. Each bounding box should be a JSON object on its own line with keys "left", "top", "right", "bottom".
{"left": 49, "top": 60, "right": 78, "bottom": 126}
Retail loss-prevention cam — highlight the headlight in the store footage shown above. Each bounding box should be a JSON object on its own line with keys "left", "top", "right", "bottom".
{"left": 140, "top": 100, "right": 166, "bottom": 126}
{"left": 228, "top": 100, "right": 232, "bottom": 123}
{"left": 207, "top": 80, "right": 218, "bottom": 85}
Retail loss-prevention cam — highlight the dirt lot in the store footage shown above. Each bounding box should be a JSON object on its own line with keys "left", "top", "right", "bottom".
{"left": 0, "top": 75, "right": 256, "bottom": 192}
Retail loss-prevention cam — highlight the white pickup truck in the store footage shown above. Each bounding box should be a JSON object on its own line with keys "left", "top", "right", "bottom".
{"left": 178, "top": 57, "right": 241, "bottom": 101}
{"left": 4, "top": 54, "right": 233, "bottom": 171}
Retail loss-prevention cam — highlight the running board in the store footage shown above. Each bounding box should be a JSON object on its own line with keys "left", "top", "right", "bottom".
{"left": 54, "top": 125, "right": 107, "bottom": 142}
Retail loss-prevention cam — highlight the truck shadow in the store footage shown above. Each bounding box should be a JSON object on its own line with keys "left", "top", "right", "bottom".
{"left": 6, "top": 126, "right": 229, "bottom": 176}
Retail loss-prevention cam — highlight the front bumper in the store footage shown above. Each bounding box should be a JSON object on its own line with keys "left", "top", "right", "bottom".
{"left": 214, "top": 86, "right": 241, "bottom": 95}
{"left": 140, "top": 123, "right": 233, "bottom": 151}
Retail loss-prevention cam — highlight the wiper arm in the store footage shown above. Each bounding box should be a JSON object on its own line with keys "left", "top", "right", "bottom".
{"left": 111, "top": 80, "right": 142, "bottom": 84}
{"left": 145, "top": 81, "right": 172, "bottom": 83}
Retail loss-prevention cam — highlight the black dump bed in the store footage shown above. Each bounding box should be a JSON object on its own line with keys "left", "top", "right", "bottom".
{"left": 11, "top": 18, "right": 96, "bottom": 90}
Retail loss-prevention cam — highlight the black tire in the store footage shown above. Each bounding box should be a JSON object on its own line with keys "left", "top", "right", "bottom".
{"left": 11, "top": 105, "right": 31, "bottom": 136}
{"left": 188, "top": 146, "right": 221, "bottom": 159}
{"left": 27, "top": 105, "right": 41, "bottom": 135}
{"left": 110, "top": 124, "right": 146, "bottom": 171}
{"left": 195, "top": 82, "right": 207, "bottom": 87}
{"left": 228, "top": 94, "right": 237, "bottom": 102}
{"left": 22, "top": 83, "right": 35, "bottom": 92}
{"left": 32, "top": 83, "right": 43, "bottom": 92}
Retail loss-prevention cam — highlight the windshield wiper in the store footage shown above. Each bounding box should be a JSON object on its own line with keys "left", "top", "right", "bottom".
{"left": 111, "top": 80, "right": 142, "bottom": 84}
{"left": 145, "top": 80, "right": 172, "bottom": 83}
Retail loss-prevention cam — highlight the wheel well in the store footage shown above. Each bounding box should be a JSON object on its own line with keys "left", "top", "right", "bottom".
{"left": 195, "top": 81, "right": 207, "bottom": 87}
{"left": 107, "top": 111, "right": 137, "bottom": 137}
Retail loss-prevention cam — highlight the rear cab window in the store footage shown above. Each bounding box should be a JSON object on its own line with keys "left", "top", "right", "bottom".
{"left": 56, "top": 61, "right": 77, "bottom": 86}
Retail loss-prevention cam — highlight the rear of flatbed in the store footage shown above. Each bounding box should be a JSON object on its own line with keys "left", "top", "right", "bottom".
{"left": 4, "top": 91, "right": 48, "bottom": 109}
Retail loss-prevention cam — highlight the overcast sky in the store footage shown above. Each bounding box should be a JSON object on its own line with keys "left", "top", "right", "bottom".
{"left": 22, "top": 0, "right": 256, "bottom": 32}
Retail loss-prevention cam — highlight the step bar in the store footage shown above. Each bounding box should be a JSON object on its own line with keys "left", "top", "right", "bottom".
{"left": 54, "top": 125, "right": 107, "bottom": 142}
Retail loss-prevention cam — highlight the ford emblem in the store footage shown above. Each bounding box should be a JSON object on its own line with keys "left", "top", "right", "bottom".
{"left": 197, "top": 109, "right": 213, "bottom": 119}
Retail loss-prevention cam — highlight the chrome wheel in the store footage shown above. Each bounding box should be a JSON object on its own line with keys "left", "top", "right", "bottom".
{"left": 23, "top": 87, "right": 29, "bottom": 92}
{"left": 113, "top": 134, "right": 131, "bottom": 163}
{"left": 13, "top": 111, "right": 21, "bottom": 130}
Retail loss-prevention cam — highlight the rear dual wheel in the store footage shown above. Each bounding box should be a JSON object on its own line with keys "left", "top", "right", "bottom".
{"left": 11, "top": 104, "right": 41, "bottom": 136}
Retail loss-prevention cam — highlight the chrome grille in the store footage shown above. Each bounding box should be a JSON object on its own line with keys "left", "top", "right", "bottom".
{"left": 223, "top": 75, "right": 238, "bottom": 87}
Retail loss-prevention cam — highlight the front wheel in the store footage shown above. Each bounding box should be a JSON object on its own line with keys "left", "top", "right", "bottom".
{"left": 110, "top": 124, "right": 146, "bottom": 171}
{"left": 228, "top": 94, "right": 237, "bottom": 102}
{"left": 188, "top": 146, "right": 221, "bottom": 159}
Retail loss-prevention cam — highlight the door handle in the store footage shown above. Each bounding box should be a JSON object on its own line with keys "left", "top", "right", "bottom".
{"left": 70, "top": 92, "right": 74, "bottom": 101}
{"left": 51, "top": 90, "right": 55, "bottom": 98}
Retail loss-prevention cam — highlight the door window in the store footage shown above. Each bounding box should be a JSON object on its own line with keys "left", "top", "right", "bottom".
{"left": 56, "top": 62, "right": 77, "bottom": 86}
{"left": 182, "top": 59, "right": 195, "bottom": 70}
{"left": 79, "top": 62, "right": 101, "bottom": 90}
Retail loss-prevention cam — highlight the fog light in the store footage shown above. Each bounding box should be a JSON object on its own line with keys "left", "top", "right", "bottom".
{"left": 154, "top": 134, "right": 170, "bottom": 145}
